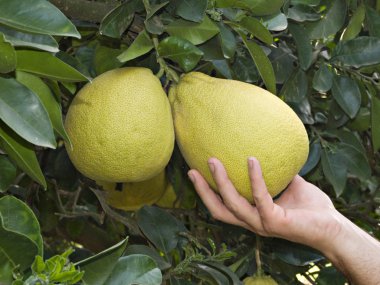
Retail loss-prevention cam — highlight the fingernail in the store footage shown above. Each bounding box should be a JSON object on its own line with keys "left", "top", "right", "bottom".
{"left": 248, "top": 157, "right": 255, "bottom": 169}
{"left": 208, "top": 161, "right": 215, "bottom": 173}
{"left": 188, "top": 171, "right": 196, "bottom": 183}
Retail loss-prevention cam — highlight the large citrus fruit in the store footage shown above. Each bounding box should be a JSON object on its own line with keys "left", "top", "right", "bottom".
{"left": 243, "top": 275, "right": 278, "bottom": 285}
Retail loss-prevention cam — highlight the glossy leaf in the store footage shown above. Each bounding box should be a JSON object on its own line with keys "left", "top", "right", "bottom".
{"left": 262, "top": 13, "right": 288, "bottom": 31}
{"left": 16, "top": 50, "right": 89, "bottom": 82}
{"left": 0, "top": 25, "right": 58, "bottom": 52}
{"left": 0, "top": 0, "right": 80, "bottom": 38}
{"left": 0, "top": 156, "right": 16, "bottom": 192}
{"left": 366, "top": 6, "right": 380, "bottom": 38}
{"left": 117, "top": 29, "right": 153, "bottom": 62}
{"left": 106, "top": 254, "right": 162, "bottom": 285}
{"left": 232, "top": 51, "right": 259, "bottom": 83}
{"left": 166, "top": 16, "right": 219, "bottom": 45}
{"left": 94, "top": 45, "right": 123, "bottom": 75}
{"left": 331, "top": 37, "right": 380, "bottom": 68}
{"left": 212, "top": 59, "right": 233, "bottom": 79}
{"left": 146, "top": 1, "right": 169, "bottom": 19}
{"left": 332, "top": 75, "right": 361, "bottom": 119}
{"left": 100, "top": 1, "right": 136, "bottom": 38}
{"left": 280, "top": 69, "right": 307, "bottom": 103}
{"left": 175, "top": 0, "right": 207, "bottom": 22}
{"left": 339, "top": 142, "right": 371, "bottom": 180}
{"left": 158, "top": 36, "right": 203, "bottom": 72}
{"left": 341, "top": 4, "right": 365, "bottom": 40}
{"left": 0, "top": 77, "right": 56, "bottom": 148}
{"left": 78, "top": 238, "right": 128, "bottom": 285}
{"left": 0, "top": 123, "right": 46, "bottom": 189}
{"left": 217, "top": 22, "right": 236, "bottom": 59}
{"left": 288, "top": 23, "right": 312, "bottom": 70}
{"left": 299, "top": 141, "right": 321, "bottom": 176}
{"left": 0, "top": 33, "right": 16, "bottom": 73}
{"left": 372, "top": 95, "right": 380, "bottom": 152}
{"left": 137, "top": 206, "right": 187, "bottom": 254}
{"left": 16, "top": 71, "right": 71, "bottom": 147}
{"left": 268, "top": 44, "right": 295, "bottom": 84}
{"left": 239, "top": 16, "right": 273, "bottom": 45}
{"left": 239, "top": 31, "right": 276, "bottom": 94}
{"left": 321, "top": 147, "right": 347, "bottom": 196}
{"left": 215, "top": 0, "right": 284, "bottom": 16}
{"left": 307, "top": 0, "right": 347, "bottom": 39}
{"left": 124, "top": 245, "right": 171, "bottom": 270}
{"left": 287, "top": 5, "right": 321, "bottom": 22}
{"left": 312, "top": 64, "right": 333, "bottom": 92}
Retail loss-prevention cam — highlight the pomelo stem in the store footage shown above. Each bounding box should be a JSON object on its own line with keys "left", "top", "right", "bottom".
{"left": 255, "top": 235, "right": 264, "bottom": 277}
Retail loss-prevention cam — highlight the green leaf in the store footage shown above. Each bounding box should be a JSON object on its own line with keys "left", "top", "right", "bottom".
{"left": 158, "top": 36, "right": 203, "bottom": 72}
{"left": 217, "top": 22, "right": 236, "bottom": 59}
{"left": 137, "top": 206, "right": 187, "bottom": 254}
{"left": 215, "top": 0, "right": 284, "bottom": 16}
{"left": 196, "top": 264, "right": 230, "bottom": 285}
{"left": 288, "top": 23, "right": 312, "bottom": 70}
{"left": 291, "top": 0, "right": 320, "bottom": 5}
{"left": 347, "top": 107, "right": 370, "bottom": 131}
{"left": 316, "top": 266, "right": 346, "bottom": 285}
{"left": 239, "top": 16, "right": 273, "bottom": 45}
{"left": 288, "top": 5, "right": 321, "bottom": 22}
{"left": 31, "top": 255, "right": 46, "bottom": 273}
{"left": 321, "top": 147, "right": 347, "bottom": 196}
{"left": 0, "top": 123, "right": 46, "bottom": 188}
{"left": 232, "top": 50, "right": 259, "bottom": 83}
{"left": 0, "top": 33, "right": 16, "bottom": 74}
{"left": 338, "top": 142, "right": 371, "bottom": 180}
{"left": 307, "top": 0, "right": 347, "bottom": 39}
{"left": 16, "top": 50, "right": 89, "bottom": 82}
{"left": 332, "top": 75, "right": 361, "bottom": 119}
{"left": 312, "top": 64, "right": 333, "bottom": 92}
{"left": 100, "top": 1, "right": 136, "bottom": 38}
{"left": 202, "top": 262, "right": 243, "bottom": 285}
{"left": 77, "top": 238, "right": 128, "bottom": 285}
{"left": 0, "top": 77, "right": 56, "bottom": 148}
{"left": 0, "top": 249, "right": 14, "bottom": 285}
{"left": 0, "top": 196, "right": 41, "bottom": 271}
{"left": 280, "top": 69, "right": 307, "bottom": 103}
{"left": 146, "top": 1, "right": 169, "bottom": 19}
{"left": 366, "top": 6, "right": 380, "bottom": 38}
{"left": 331, "top": 37, "right": 380, "bottom": 68}
{"left": 268, "top": 44, "right": 295, "bottom": 84}
{"left": 262, "top": 13, "right": 288, "bottom": 31}
{"left": 0, "top": 0, "right": 80, "bottom": 38}
{"left": 16, "top": 71, "right": 71, "bottom": 147}
{"left": 175, "top": 0, "right": 208, "bottom": 22}
{"left": 117, "top": 29, "right": 153, "bottom": 62}
{"left": 238, "top": 31, "right": 276, "bottom": 94}
{"left": 371, "top": 95, "right": 380, "bottom": 152}
{"left": 212, "top": 59, "right": 233, "bottom": 79}
{"left": 106, "top": 254, "right": 162, "bottom": 285}
{"left": 124, "top": 245, "right": 171, "bottom": 270}
{"left": 299, "top": 141, "right": 321, "bottom": 176}
{"left": 166, "top": 16, "right": 219, "bottom": 45}
{"left": 145, "top": 16, "right": 165, "bottom": 35}
{"left": 0, "top": 25, "right": 58, "bottom": 52}
{"left": 0, "top": 156, "right": 16, "bottom": 192}
{"left": 341, "top": 4, "right": 365, "bottom": 40}
{"left": 94, "top": 45, "right": 123, "bottom": 75}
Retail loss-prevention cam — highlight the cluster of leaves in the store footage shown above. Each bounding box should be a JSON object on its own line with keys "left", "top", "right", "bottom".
{"left": 0, "top": 0, "right": 380, "bottom": 284}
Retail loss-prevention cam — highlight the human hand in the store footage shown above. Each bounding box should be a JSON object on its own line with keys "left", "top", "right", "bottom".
{"left": 187, "top": 157, "right": 344, "bottom": 252}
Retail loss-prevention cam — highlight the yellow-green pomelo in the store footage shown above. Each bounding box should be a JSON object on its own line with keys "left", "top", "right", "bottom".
{"left": 243, "top": 275, "right": 278, "bottom": 285}
{"left": 169, "top": 72, "right": 309, "bottom": 202}
{"left": 65, "top": 67, "right": 174, "bottom": 182}
{"left": 97, "top": 170, "right": 168, "bottom": 211}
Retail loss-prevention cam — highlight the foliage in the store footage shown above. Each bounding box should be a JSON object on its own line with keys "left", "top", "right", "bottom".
{"left": 0, "top": 0, "right": 380, "bottom": 284}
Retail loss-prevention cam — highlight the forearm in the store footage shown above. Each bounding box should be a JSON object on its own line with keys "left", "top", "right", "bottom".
{"left": 320, "top": 212, "right": 380, "bottom": 285}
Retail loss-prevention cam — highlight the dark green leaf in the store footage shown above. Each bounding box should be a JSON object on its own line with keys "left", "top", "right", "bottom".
{"left": 137, "top": 206, "right": 187, "bottom": 254}
{"left": 0, "top": 156, "right": 16, "bottom": 193}
{"left": 158, "top": 36, "right": 203, "bottom": 72}
{"left": 321, "top": 147, "right": 347, "bottom": 196}
{"left": 117, "top": 29, "right": 153, "bottom": 62}
{"left": 291, "top": 0, "right": 320, "bottom": 5}
{"left": 217, "top": 22, "right": 236, "bottom": 59}
{"left": 239, "top": 16, "right": 273, "bottom": 45}
{"left": 307, "top": 0, "right": 347, "bottom": 39}
{"left": 342, "top": 4, "right": 365, "bottom": 40}
{"left": 124, "top": 245, "right": 171, "bottom": 270}
{"left": 288, "top": 23, "right": 312, "bottom": 70}
{"left": 0, "top": 0, "right": 80, "bottom": 38}
{"left": 316, "top": 266, "right": 346, "bottom": 285}
{"left": 198, "top": 36, "right": 224, "bottom": 60}
{"left": 312, "top": 64, "right": 333, "bottom": 92}
{"left": 145, "top": 16, "right": 165, "bottom": 35}
{"left": 299, "top": 141, "right": 321, "bottom": 176}
{"left": 100, "top": 1, "right": 136, "bottom": 38}
{"left": 0, "top": 77, "right": 56, "bottom": 148}
{"left": 0, "top": 25, "right": 58, "bottom": 52}
{"left": 268, "top": 44, "right": 295, "bottom": 84}
{"left": 331, "top": 37, "right": 380, "bottom": 68}
{"left": 339, "top": 143, "right": 371, "bottom": 180}
{"left": 175, "top": 0, "right": 207, "bottom": 22}
{"left": 16, "top": 50, "right": 89, "bottom": 82}
{"left": 371, "top": 95, "right": 380, "bottom": 152}
{"left": 280, "top": 69, "right": 308, "bottom": 103}
{"left": 347, "top": 107, "right": 370, "bottom": 131}
{"left": 0, "top": 123, "right": 46, "bottom": 188}
{"left": 77, "top": 238, "right": 128, "bottom": 285}
{"left": 203, "top": 262, "right": 243, "bottom": 285}
{"left": 212, "top": 60, "right": 233, "bottom": 79}
{"left": 287, "top": 5, "right": 321, "bottom": 22}
{"left": 106, "top": 254, "right": 162, "bottom": 285}
{"left": 215, "top": 0, "right": 284, "bottom": 16}
{"left": 146, "top": 1, "right": 169, "bottom": 19}
{"left": 239, "top": 31, "right": 276, "bottom": 94}
{"left": 16, "top": 71, "right": 71, "bottom": 147}
{"left": 232, "top": 50, "right": 259, "bottom": 83}
{"left": 0, "top": 33, "right": 16, "bottom": 74}
{"left": 332, "top": 75, "right": 361, "bottom": 119}
{"left": 94, "top": 45, "right": 123, "bottom": 75}
{"left": 366, "top": 6, "right": 380, "bottom": 38}
{"left": 0, "top": 249, "right": 14, "bottom": 285}
{"left": 262, "top": 13, "right": 288, "bottom": 31}
{"left": 166, "top": 16, "right": 219, "bottom": 45}
{"left": 196, "top": 264, "right": 230, "bottom": 285}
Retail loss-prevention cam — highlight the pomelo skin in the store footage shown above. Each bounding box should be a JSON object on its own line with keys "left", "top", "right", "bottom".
{"left": 65, "top": 67, "right": 174, "bottom": 183}
{"left": 169, "top": 72, "right": 309, "bottom": 202}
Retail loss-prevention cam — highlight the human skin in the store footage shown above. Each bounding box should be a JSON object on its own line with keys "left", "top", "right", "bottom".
{"left": 187, "top": 157, "right": 380, "bottom": 285}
